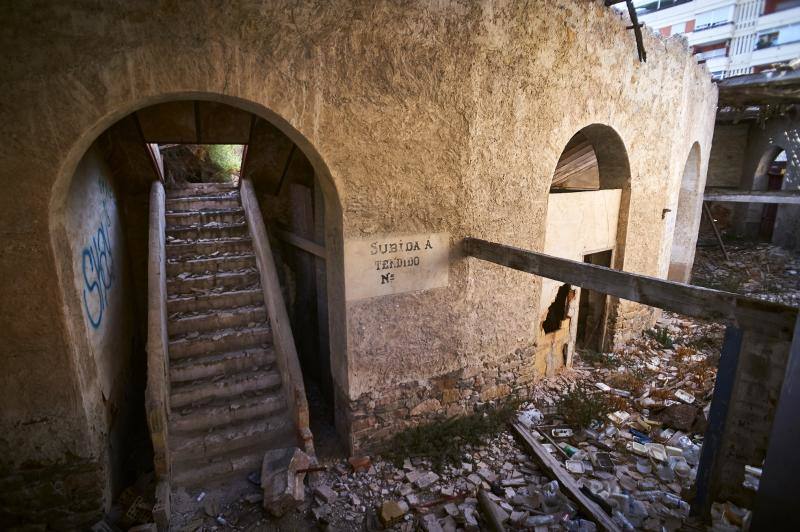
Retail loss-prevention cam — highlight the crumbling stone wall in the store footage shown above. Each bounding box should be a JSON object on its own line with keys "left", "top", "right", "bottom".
{"left": 0, "top": 1, "right": 717, "bottom": 523}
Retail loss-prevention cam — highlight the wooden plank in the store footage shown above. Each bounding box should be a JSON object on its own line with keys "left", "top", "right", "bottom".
{"left": 477, "top": 489, "right": 507, "bottom": 532}
{"left": 273, "top": 228, "right": 327, "bottom": 259}
{"left": 464, "top": 237, "right": 797, "bottom": 338}
{"left": 511, "top": 422, "right": 621, "bottom": 532}
{"left": 704, "top": 191, "right": 800, "bottom": 204}
{"left": 703, "top": 202, "right": 729, "bottom": 260}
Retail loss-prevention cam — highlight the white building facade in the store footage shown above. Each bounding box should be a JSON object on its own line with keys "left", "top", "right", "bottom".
{"left": 633, "top": 0, "right": 800, "bottom": 78}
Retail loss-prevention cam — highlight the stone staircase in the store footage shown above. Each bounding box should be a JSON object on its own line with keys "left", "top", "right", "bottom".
{"left": 163, "top": 182, "right": 297, "bottom": 489}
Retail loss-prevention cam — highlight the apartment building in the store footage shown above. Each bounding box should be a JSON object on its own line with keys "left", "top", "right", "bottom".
{"left": 634, "top": 0, "right": 800, "bottom": 78}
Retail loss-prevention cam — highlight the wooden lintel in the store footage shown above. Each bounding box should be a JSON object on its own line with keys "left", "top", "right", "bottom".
{"left": 273, "top": 228, "right": 326, "bottom": 259}
{"left": 463, "top": 237, "right": 797, "bottom": 338}
{"left": 704, "top": 191, "right": 800, "bottom": 204}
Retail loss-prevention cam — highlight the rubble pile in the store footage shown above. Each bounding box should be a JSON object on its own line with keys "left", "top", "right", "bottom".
{"left": 169, "top": 315, "right": 732, "bottom": 531}
{"left": 693, "top": 242, "right": 800, "bottom": 307}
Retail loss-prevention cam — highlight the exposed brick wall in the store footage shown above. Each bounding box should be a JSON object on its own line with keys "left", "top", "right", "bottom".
{"left": 707, "top": 124, "right": 749, "bottom": 188}
{"left": 715, "top": 329, "right": 790, "bottom": 506}
{"left": 0, "top": 458, "right": 105, "bottom": 530}
{"left": 340, "top": 341, "right": 568, "bottom": 453}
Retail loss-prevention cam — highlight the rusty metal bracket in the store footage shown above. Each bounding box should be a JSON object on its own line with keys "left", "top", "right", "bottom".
{"left": 605, "top": 0, "right": 647, "bottom": 62}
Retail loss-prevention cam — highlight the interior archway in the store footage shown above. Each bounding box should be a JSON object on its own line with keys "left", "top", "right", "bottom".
{"left": 668, "top": 142, "right": 702, "bottom": 282}
{"left": 48, "top": 95, "right": 345, "bottom": 514}
{"left": 755, "top": 146, "right": 787, "bottom": 242}
{"left": 541, "top": 124, "right": 631, "bottom": 364}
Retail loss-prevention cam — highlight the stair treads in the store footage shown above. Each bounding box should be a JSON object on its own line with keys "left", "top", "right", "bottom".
{"left": 166, "top": 270, "right": 260, "bottom": 296}
{"left": 165, "top": 237, "right": 253, "bottom": 260}
{"left": 168, "top": 304, "right": 267, "bottom": 337}
{"left": 169, "top": 327, "right": 272, "bottom": 359}
{"left": 170, "top": 391, "right": 286, "bottom": 433}
{"left": 169, "top": 368, "right": 281, "bottom": 409}
{"left": 166, "top": 254, "right": 257, "bottom": 276}
{"left": 169, "top": 347, "right": 275, "bottom": 383}
{"left": 167, "top": 288, "right": 263, "bottom": 314}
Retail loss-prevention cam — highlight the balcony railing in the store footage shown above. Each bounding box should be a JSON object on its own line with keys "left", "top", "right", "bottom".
{"left": 696, "top": 47, "right": 729, "bottom": 60}
{"left": 635, "top": 0, "right": 693, "bottom": 16}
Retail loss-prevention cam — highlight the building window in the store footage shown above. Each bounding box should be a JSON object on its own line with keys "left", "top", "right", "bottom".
{"left": 695, "top": 6, "right": 734, "bottom": 31}
{"left": 764, "top": 0, "right": 800, "bottom": 15}
{"left": 755, "top": 23, "right": 800, "bottom": 49}
{"left": 756, "top": 31, "right": 779, "bottom": 49}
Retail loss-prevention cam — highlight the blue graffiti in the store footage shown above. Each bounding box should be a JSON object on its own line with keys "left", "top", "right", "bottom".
{"left": 81, "top": 182, "right": 116, "bottom": 329}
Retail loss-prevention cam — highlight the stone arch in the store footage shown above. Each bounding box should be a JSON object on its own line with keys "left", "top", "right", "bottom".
{"left": 668, "top": 142, "right": 702, "bottom": 282}
{"left": 753, "top": 144, "right": 786, "bottom": 192}
{"left": 547, "top": 123, "right": 632, "bottom": 269}
{"left": 541, "top": 123, "right": 631, "bottom": 358}
{"left": 46, "top": 92, "right": 347, "bottom": 501}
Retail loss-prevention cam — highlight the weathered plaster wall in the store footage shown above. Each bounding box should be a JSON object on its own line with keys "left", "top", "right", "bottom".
{"left": 0, "top": 1, "right": 716, "bottom": 522}
{"left": 64, "top": 144, "right": 139, "bottom": 503}
{"left": 666, "top": 143, "right": 702, "bottom": 282}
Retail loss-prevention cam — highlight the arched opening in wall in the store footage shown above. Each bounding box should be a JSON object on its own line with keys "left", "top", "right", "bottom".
{"left": 754, "top": 147, "right": 787, "bottom": 241}
{"left": 668, "top": 143, "right": 702, "bottom": 282}
{"left": 541, "top": 125, "right": 631, "bottom": 363}
{"left": 50, "top": 98, "right": 343, "bottom": 516}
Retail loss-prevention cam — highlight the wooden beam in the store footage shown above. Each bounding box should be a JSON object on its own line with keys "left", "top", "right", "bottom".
{"left": 463, "top": 237, "right": 797, "bottom": 338}
{"left": 703, "top": 202, "right": 729, "bottom": 260}
{"left": 704, "top": 191, "right": 800, "bottom": 204}
{"left": 273, "top": 228, "right": 326, "bottom": 259}
{"left": 511, "top": 422, "right": 621, "bottom": 532}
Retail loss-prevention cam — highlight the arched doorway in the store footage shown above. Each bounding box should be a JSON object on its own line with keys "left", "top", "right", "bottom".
{"left": 668, "top": 143, "right": 702, "bottom": 282}
{"left": 48, "top": 95, "right": 344, "bottom": 516}
{"left": 540, "top": 124, "right": 631, "bottom": 367}
{"left": 755, "top": 147, "right": 787, "bottom": 242}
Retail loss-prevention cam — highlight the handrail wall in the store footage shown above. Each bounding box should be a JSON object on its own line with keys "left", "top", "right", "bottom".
{"left": 240, "top": 178, "right": 314, "bottom": 455}
{"left": 145, "top": 180, "right": 171, "bottom": 528}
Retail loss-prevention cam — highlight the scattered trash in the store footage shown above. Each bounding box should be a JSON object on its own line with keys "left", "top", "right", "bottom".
{"left": 674, "top": 389, "right": 696, "bottom": 404}
{"left": 552, "top": 428, "right": 574, "bottom": 438}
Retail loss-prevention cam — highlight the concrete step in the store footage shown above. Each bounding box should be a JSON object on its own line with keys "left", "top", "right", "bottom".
{"left": 170, "top": 391, "right": 286, "bottom": 433}
{"left": 166, "top": 222, "right": 249, "bottom": 241}
{"left": 166, "top": 270, "right": 260, "bottom": 296}
{"left": 169, "top": 347, "right": 276, "bottom": 383}
{"left": 166, "top": 208, "right": 245, "bottom": 228}
{"left": 170, "top": 420, "right": 296, "bottom": 487}
{"left": 166, "top": 183, "right": 237, "bottom": 198}
{"left": 166, "top": 254, "right": 257, "bottom": 277}
{"left": 169, "top": 368, "right": 281, "bottom": 409}
{"left": 168, "top": 327, "right": 272, "bottom": 359}
{"left": 167, "top": 288, "right": 263, "bottom": 314}
{"left": 166, "top": 237, "right": 253, "bottom": 260}
{"left": 168, "top": 305, "right": 267, "bottom": 337}
{"left": 166, "top": 195, "right": 240, "bottom": 212}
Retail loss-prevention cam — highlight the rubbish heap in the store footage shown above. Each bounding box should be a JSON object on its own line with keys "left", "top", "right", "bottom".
{"left": 693, "top": 242, "right": 800, "bottom": 307}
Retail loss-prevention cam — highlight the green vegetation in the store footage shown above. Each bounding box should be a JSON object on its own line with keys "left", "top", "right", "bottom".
{"left": 576, "top": 348, "right": 616, "bottom": 368}
{"left": 207, "top": 144, "right": 243, "bottom": 179}
{"left": 383, "top": 400, "right": 521, "bottom": 471}
{"left": 646, "top": 326, "right": 674, "bottom": 348}
{"left": 554, "top": 383, "right": 624, "bottom": 429}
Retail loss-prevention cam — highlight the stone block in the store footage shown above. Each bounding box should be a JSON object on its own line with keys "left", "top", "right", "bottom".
{"left": 261, "top": 447, "right": 313, "bottom": 517}
{"left": 410, "top": 398, "right": 442, "bottom": 416}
